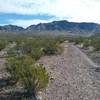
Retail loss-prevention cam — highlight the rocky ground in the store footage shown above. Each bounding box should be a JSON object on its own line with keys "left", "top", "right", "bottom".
{"left": 0, "top": 42, "right": 100, "bottom": 100}
{"left": 38, "top": 42, "right": 100, "bottom": 100}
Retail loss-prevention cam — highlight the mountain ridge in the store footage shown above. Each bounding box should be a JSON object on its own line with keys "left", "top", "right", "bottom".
{"left": 0, "top": 20, "right": 100, "bottom": 36}
{"left": 0, "top": 25, "right": 24, "bottom": 32}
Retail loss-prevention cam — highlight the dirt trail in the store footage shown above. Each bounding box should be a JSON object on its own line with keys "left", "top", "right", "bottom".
{"left": 38, "top": 42, "right": 100, "bottom": 100}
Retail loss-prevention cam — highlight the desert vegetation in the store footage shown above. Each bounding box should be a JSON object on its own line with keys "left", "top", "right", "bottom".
{"left": 6, "top": 55, "right": 48, "bottom": 98}
{"left": 68, "top": 36, "right": 100, "bottom": 51}
{"left": 0, "top": 33, "right": 100, "bottom": 99}
{"left": 0, "top": 34, "right": 65, "bottom": 99}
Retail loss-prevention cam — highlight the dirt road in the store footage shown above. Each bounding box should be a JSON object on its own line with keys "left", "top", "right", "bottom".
{"left": 38, "top": 42, "right": 100, "bottom": 100}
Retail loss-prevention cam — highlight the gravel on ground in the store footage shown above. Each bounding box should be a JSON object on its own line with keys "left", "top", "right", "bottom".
{"left": 38, "top": 42, "right": 100, "bottom": 100}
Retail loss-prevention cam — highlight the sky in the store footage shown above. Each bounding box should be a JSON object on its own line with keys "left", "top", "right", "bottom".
{"left": 0, "top": 0, "right": 100, "bottom": 28}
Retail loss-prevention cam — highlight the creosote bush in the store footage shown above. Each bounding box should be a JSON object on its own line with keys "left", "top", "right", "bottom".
{"left": 9, "top": 37, "right": 62, "bottom": 60}
{"left": 0, "top": 41, "right": 7, "bottom": 51}
{"left": 68, "top": 37, "right": 100, "bottom": 51}
{"left": 6, "top": 55, "right": 48, "bottom": 97}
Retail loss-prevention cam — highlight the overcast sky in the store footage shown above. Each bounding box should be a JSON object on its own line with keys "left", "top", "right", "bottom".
{"left": 0, "top": 0, "right": 100, "bottom": 28}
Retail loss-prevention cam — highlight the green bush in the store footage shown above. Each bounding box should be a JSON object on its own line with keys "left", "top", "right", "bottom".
{"left": 6, "top": 55, "right": 48, "bottom": 96}
{"left": 43, "top": 40, "right": 58, "bottom": 55}
{"left": 31, "top": 48, "right": 44, "bottom": 60}
{"left": 11, "top": 38, "right": 61, "bottom": 60}
{"left": 0, "top": 41, "right": 6, "bottom": 51}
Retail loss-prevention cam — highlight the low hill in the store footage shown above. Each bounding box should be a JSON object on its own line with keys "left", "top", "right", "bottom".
{"left": 0, "top": 25, "right": 24, "bottom": 32}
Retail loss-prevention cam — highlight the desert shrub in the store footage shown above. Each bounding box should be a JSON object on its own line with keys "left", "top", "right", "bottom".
{"left": 67, "top": 37, "right": 84, "bottom": 44}
{"left": 82, "top": 39, "right": 90, "bottom": 48}
{"left": 6, "top": 55, "right": 34, "bottom": 83}
{"left": 21, "top": 64, "right": 48, "bottom": 94}
{"left": 11, "top": 38, "right": 61, "bottom": 60}
{"left": 43, "top": 40, "right": 59, "bottom": 55}
{"left": 94, "top": 43, "right": 100, "bottom": 51}
{"left": 31, "top": 48, "right": 44, "bottom": 60}
{"left": 6, "top": 55, "right": 48, "bottom": 96}
{"left": 73, "top": 37, "right": 84, "bottom": 44}
{"left": 90, "top": 38, "right": 100, "bottom": 51}
{"left": 0, "top": 41, "right": 7, "bottom": 51}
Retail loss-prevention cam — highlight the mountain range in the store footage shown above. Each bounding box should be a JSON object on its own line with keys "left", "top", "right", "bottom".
{"left": 0, "top": 20, "right": 100, "bottom": 36}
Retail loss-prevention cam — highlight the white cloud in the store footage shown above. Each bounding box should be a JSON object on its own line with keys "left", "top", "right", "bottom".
{"left": 0, "top": 0, "right": 100, "bottom": 25}
{"left": 0, "top": 0, "right": 52, "bottom": 15}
